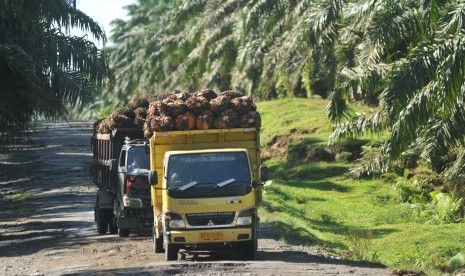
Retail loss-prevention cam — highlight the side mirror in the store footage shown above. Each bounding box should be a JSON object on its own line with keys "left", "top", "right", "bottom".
{"left": 251, "top": 180, "right": 259, "bottom": 189}
{"left": 149, "top": 170, "right": 158, "bottom": 186}
{"left": 259, "top": 166, "right": 268, "bottom": 182}
{"left": 144, "top": 142, "right": 150, "bottom": 154}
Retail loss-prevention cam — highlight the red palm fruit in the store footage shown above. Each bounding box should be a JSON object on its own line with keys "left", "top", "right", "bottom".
{"left": 196, "top": 110, "right": 213, "bottom": 130}
{"left": 231, "top": 96, "right": 256, "bottom": 114}
{"left": 186, "top": 96, "right": 210, "bottom": 115}
{"left": 195, "top": 89, "right": 217, "bottom": 101}
{"left": 219, "top": 90, "right": 243, "bottom": 100}
{"left": 175, "top": 112, "right": 196, "bottom": 131}
{"left": 213, "top": 109, "right": 239, "bottom": 129}
{"left": 210, "top": 95, "right": 230, "bottom": 114}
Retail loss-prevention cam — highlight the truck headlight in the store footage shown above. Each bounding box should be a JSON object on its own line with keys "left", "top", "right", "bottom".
{"left": 236, "top": 216, "right": 252, "bottom": 226}
{"left": 236, "top": 208, "right": 255, "bottom": 226}
{"left": 164, "top": 211, "right": 185, "bottom": 229}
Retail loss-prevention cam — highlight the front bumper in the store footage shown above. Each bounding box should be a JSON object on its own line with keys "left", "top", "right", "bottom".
{"left": 168, "top": 228, "right": 252, "bottom": 244}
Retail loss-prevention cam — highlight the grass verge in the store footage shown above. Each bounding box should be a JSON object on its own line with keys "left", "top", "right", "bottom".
{"left": 257, "top": 98, "right": 465, "bottom": 274}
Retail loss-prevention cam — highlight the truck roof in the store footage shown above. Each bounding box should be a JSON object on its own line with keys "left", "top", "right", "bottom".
{"left": 165, "top": 148, "right": 248, "bottom": 157}
{"left": 124, "top": 138, "right": 149, "bottom": 146}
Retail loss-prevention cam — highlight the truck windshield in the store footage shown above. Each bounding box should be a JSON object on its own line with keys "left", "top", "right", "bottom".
{"left": 166, "top": 152, "right": 251, "bottom": 198}
{"left": 127, "top": 147, "right": 150, "bottom": 173}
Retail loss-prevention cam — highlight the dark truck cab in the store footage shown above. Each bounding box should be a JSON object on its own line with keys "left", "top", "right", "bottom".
{"left": 91, "top": 128, "right": 153, "bottom": 237}
{"left": 114, "top": 139, "right": 152, "bottom": 237}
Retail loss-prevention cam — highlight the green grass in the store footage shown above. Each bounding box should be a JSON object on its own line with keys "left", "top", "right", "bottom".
{"left": 10, "top": 192, "right": 32, "bottom": 202}
{"left": 257, "top": 98, "right": 465, "bottom": 274}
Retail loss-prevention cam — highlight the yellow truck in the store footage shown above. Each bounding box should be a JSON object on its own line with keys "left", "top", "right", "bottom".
{"left": 147, "top": 128, "right": 268, "bottom": 261}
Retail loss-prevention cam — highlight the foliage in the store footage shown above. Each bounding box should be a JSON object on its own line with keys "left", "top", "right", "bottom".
{"left": 0, "top": 0, "right": 111, "bottom": 141}
{"left": 258, "top": 98, "right": 465, "bottom": 273}
{"left": 347, "top": 229, "right": 373, "bottom": 261}
{"left": 327, "top": 0, "right": 465, "bottom": 192}
{"left": 101, "top": 0, "right": 352, "bottom": 110}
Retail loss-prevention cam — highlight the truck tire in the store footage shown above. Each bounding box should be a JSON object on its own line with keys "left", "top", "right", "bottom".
{"left": 118, "top": 228, "right": 130, "bottom": 237}
{"left": 96, "top": 208, "right": 108, "bottom": 235}
{"left": 239, "top": 229, "right": 257, "bottom": 260}
{"left": 241, "top": 239, "right": 257, "bottom": 260}
{"left": 153, "top": 235, "right": 164, "bottom": 253}
{"left": 164, "top": 244, "right": 179, "bottom": 261}
{"left": 108, "top": 211, "right": 118, "bottom": 234}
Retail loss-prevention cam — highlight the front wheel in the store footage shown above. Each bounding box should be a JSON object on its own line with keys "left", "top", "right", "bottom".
{"left": 154, "top": 235, "right": 164, "bottom": 253}
{"left": 165, "top": 244, "right": 179, "bottom": 261}
{"left": 241, "top": 239, "right": 257, "bottom": 260}
{"left": 118, "top": 228, "right": 130, "bottom": 237}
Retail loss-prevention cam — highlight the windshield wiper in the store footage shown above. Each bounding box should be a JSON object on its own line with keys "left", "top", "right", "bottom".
{"left": 213, "top": 178, "right": 235, "bottom": 189}
{"left": 177, "top": 181, "right": 198, "bottom": 192}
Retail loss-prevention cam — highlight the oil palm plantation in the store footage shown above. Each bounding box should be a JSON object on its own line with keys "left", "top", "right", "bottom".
{"left": 327, "top": 0, "right": 465, "bottom": 193}
{"left": 108, "top": 0, "right": 342, "bottom": 99}
{"left": 0, "top": 0, "right": 111, "bottom": 140}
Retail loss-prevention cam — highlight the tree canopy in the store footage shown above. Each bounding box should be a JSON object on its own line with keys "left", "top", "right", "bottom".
{"left": 0, "top": 0, "right": 112, "bottom": 140}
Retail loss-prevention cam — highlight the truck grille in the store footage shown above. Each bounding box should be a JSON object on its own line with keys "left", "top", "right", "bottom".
{"left": 185, "top": 212, "right": 235, "bottom": 226}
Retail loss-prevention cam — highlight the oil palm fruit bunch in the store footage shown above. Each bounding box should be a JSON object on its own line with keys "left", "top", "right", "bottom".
{"left": 175, "top": 112, "right": 196, "bottom": 131}
{"left": 186, "top": 96, "right": 210, "bottom": 115}
{"left": 93, "top": 119, "right": 103, "bottom": 133}
{"left": 97, "top": 119, "right": 113, "bottom": 134}
{"left": 210, "top": 95, "right": 231, "bottom": 114}
{"left": 127, "top": 95, "right": 150, "bottom": 109}
{"left": 238, "top": 110, "right": 261, "bottom": 129}
{"left": 134, "top": 107, "right": 147, "bottom": 128}
{"left": 143, "top": 123, "right": 153, "bottom": 139}
{"left": 176, "top": 92, "right": 192, "bottom": 102}
{"left": 158, "top": 98, "right": 175, "bottom": 116}
{"left": 147, "top": 101, "right": 160, "bottom": 117}
{"left": 116, "top": 107, "right": 135, "bottom": 121}
{"left": 109, "top": 112, "right": 134, "bottom": 128}
{"left": 196, "top": 109, "right": 214, "bottom": 130}
{"left": 151, "top": 115, "right": 174, "bottom": 132}
{"left": 195, "top": 89, "right": 217, "bottom": 101}
{"left": 172, "top": 100, "right": 188, "bottom": 117}
{"left": 220, "top": 90, "right": 243, "bottom": 100}
{"left": 231, "top": 96, "right": 256, "bottom": 114}
{"left": 214, "top": 109, "right": 239, "bottom": 129}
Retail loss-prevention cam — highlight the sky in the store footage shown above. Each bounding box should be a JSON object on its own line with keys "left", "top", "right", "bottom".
{"left": 74, "top": 0, "right": 136, "bottom": 45}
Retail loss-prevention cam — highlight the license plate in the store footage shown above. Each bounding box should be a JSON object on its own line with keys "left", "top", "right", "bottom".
{"left": 199, "top": 232, "right": 224, "bottom": 240}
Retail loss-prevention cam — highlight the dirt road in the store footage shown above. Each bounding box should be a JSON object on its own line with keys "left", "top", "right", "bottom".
{"left": 0, "top": 122, "right": 389, "bottom": 275}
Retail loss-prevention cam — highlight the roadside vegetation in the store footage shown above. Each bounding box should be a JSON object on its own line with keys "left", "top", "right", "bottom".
{"left": 258, "top": 98, "right": 465, "bottom": 274}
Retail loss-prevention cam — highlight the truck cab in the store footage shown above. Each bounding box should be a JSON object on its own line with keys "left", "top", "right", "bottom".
{"left": 114, "top": 139, "right": 153, "bottom": 237}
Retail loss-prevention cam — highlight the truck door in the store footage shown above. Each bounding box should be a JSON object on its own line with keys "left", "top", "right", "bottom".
{"left": 117, "top": 149, "right": 127, "bottom": 202}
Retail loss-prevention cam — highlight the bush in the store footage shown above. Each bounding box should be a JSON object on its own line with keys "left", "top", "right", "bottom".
{"left": 422, "top": 192, "right": 463, "bottom": 224}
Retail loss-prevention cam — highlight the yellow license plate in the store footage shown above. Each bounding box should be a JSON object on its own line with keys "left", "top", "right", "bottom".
{"left": 199, "top": 232, "right": 224, "bottom": 240}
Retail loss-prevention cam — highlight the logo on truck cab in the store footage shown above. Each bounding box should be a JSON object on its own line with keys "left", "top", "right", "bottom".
{"left": 178, "top": 199, "right": 198, "bottom": 205}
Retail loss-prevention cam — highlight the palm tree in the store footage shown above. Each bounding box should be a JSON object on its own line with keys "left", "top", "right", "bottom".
{"left": 328, "top": 0, "right": 465, "bottom": 193}
{"left": 107, "top": 0, "right": 346, "bottom": 99}
{"left": 0, "top": 0, "right": 111, "bottom": 141}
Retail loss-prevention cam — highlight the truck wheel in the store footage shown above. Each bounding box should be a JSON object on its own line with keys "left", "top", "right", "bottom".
{"left": 118, "top": 228, "right": 130, "bottom": 237}
{"left": 239, "top": 232, "right": 257, "bottom": 260}
{"left": 96, "top": 208, "right": 108, "bottom": 235}
{"left": 154, "top": 235, "right": 164, "bottom": 253}
{"left": 165, "top": 244, "right": 179, "bottom": 261}
{"left": 108, "top": 211, "right": 118, "bottom": 234}
{"left": 241, "top": 239, "right": 257, "bottom": 260}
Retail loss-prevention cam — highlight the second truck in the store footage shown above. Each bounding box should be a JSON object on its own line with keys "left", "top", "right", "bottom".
{"left": 91, "top": 128, "right": 153, "bottom": 237}
{"left": 148, "top": 128, "right": 268, "bottom": 261}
